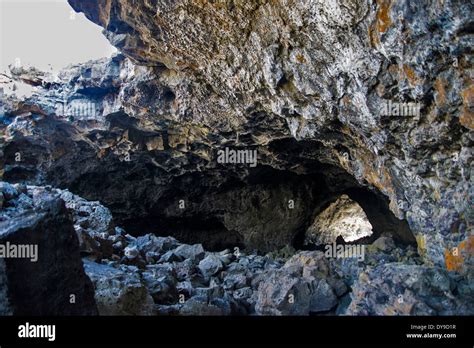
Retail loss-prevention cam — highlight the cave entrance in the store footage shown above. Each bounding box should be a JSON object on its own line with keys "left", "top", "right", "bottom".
{"left": 303, "top": 194, "right": 375, "bottom": 245}
{"left": 0, "top": 0, "right": 117, "bottom": 76}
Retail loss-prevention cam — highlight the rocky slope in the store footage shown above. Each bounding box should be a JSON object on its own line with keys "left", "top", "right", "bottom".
{"left": 0, "top": 0, "right": 473, "bottom": 315}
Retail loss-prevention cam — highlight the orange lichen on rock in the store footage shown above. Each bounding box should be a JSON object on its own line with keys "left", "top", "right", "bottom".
{"left": 384, "top": 302, "right": 414, "bottom": 315}
{"left": 376, "top": 0, "right": 393, "bottom": 33}
{"left": 296, "top": 53, "right": 306, "bottom": 64}
{"left": 459, "top": 84, "right": 474, "bottom": 130}
{"left": 445, "top": 236, "right": 474, "bottom": 271}
{"left": 434, "top": 77, "right": 447, "bottom": 107}
{"left": 403, "top": 64, "right": 420, "bottom": 86}
{"left": 364, "top": 162, "right": 394, "bottom": 196}
{"left": 368, "top": 0, "right": 393, "bottom": 47}
{"left": 416, "top": 235, "right": 426, "bottom": 257}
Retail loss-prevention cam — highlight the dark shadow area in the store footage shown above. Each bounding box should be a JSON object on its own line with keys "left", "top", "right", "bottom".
{"left": 124, "top": 215, "right": 244, "bottom": 251}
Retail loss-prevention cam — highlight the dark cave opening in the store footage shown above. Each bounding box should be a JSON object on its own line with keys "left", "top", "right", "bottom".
{"left": 115, "top": 163, "right": 416, "bottom": 254}
{"left": 2, "top": 114, "right": 418, "bottom": 255}
{"left": 124, "top": 215, "right": 245, "bottom": 252}
{"left": 2, "top": 109, "right": 417, "bottom": 254}
{"left": 114, "top": 166, "right": 323, "bottom": 252}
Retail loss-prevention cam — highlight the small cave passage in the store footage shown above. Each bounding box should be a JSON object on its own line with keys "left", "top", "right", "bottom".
{"left": 343, "top": 187, "right": 416, "bottom": 245}
{"left": 304, "top": 194, "right": 375, "bottom": 245}
{"left": 293, "top": 186, "right": 417, "bottom": 250}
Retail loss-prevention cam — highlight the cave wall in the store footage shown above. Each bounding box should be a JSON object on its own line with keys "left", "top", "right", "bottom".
{"left": 67, "top": 0, "right": 472, "bottom": 269}
{"left": 1, "top": 0, "right": 472, "bottom": 270}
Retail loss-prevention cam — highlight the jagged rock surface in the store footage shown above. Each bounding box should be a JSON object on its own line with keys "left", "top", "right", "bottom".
{"left": 0, "top": 0, "right": 473, "bottom": 316}
{"left": 64, "top": 0, "right": 473, "bottom": 269}
{"left": 0, "top": 182, "right": 98, "bottom": 315}
{"left": 346, "top": 263, "right": 474, "bottom": 315}
{"left": 2, "top": 0, "right": 472, "bottom": 269}
{"left": 83, "top": 260, "right": 155, "bottom": 316}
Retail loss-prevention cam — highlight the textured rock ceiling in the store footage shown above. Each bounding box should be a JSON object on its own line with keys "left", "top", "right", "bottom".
{"left": 66, "top": 0, "right": 474, "bottom": 269}
{"left": 1, "top": 0, "right": 472, "bottom": 271}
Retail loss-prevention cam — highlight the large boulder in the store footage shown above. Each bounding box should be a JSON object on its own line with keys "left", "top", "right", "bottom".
{"left": 58, "top": 189, "right": 115, "bottom": 260}
{"left": 173, "top": 243, "right": 205, "bottom": 262}
{"left": 345, "top": 263, "right": 474, "bottom": 315}
{"left": 198, "top": 254, "right": 224, "bottom": 279}
{"left": 255, "top": 251, "right": 342, "bottom": 315}
{"left": 0, "top": 182, "right": 97, "bottom": 315}
{"left": 255, "top": 269, "right": 312, "bottom": 315}
{"left": 83, "top": 260, "right": 155, "bottom": 315}
{"left": 142, "top": 263, "right": 178, "bottom": 304}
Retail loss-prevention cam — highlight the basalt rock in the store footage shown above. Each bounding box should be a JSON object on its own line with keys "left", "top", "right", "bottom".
{"left": 0, "top": 0, "right": 473, "bottom": 316}
{"left": 1, "top": 183, "right": 472, "bottom": 315}
{"left": 83, "top": 260, "right": 155, "bottom": 315}
{"left": 345, "top": 263, "right": 474, "bottom": 315}
{"left": 61, "top": 0, "right": 473, "bottom": 270}
{"left": 0, "top": 182, "right": 98, "bottom": 315}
